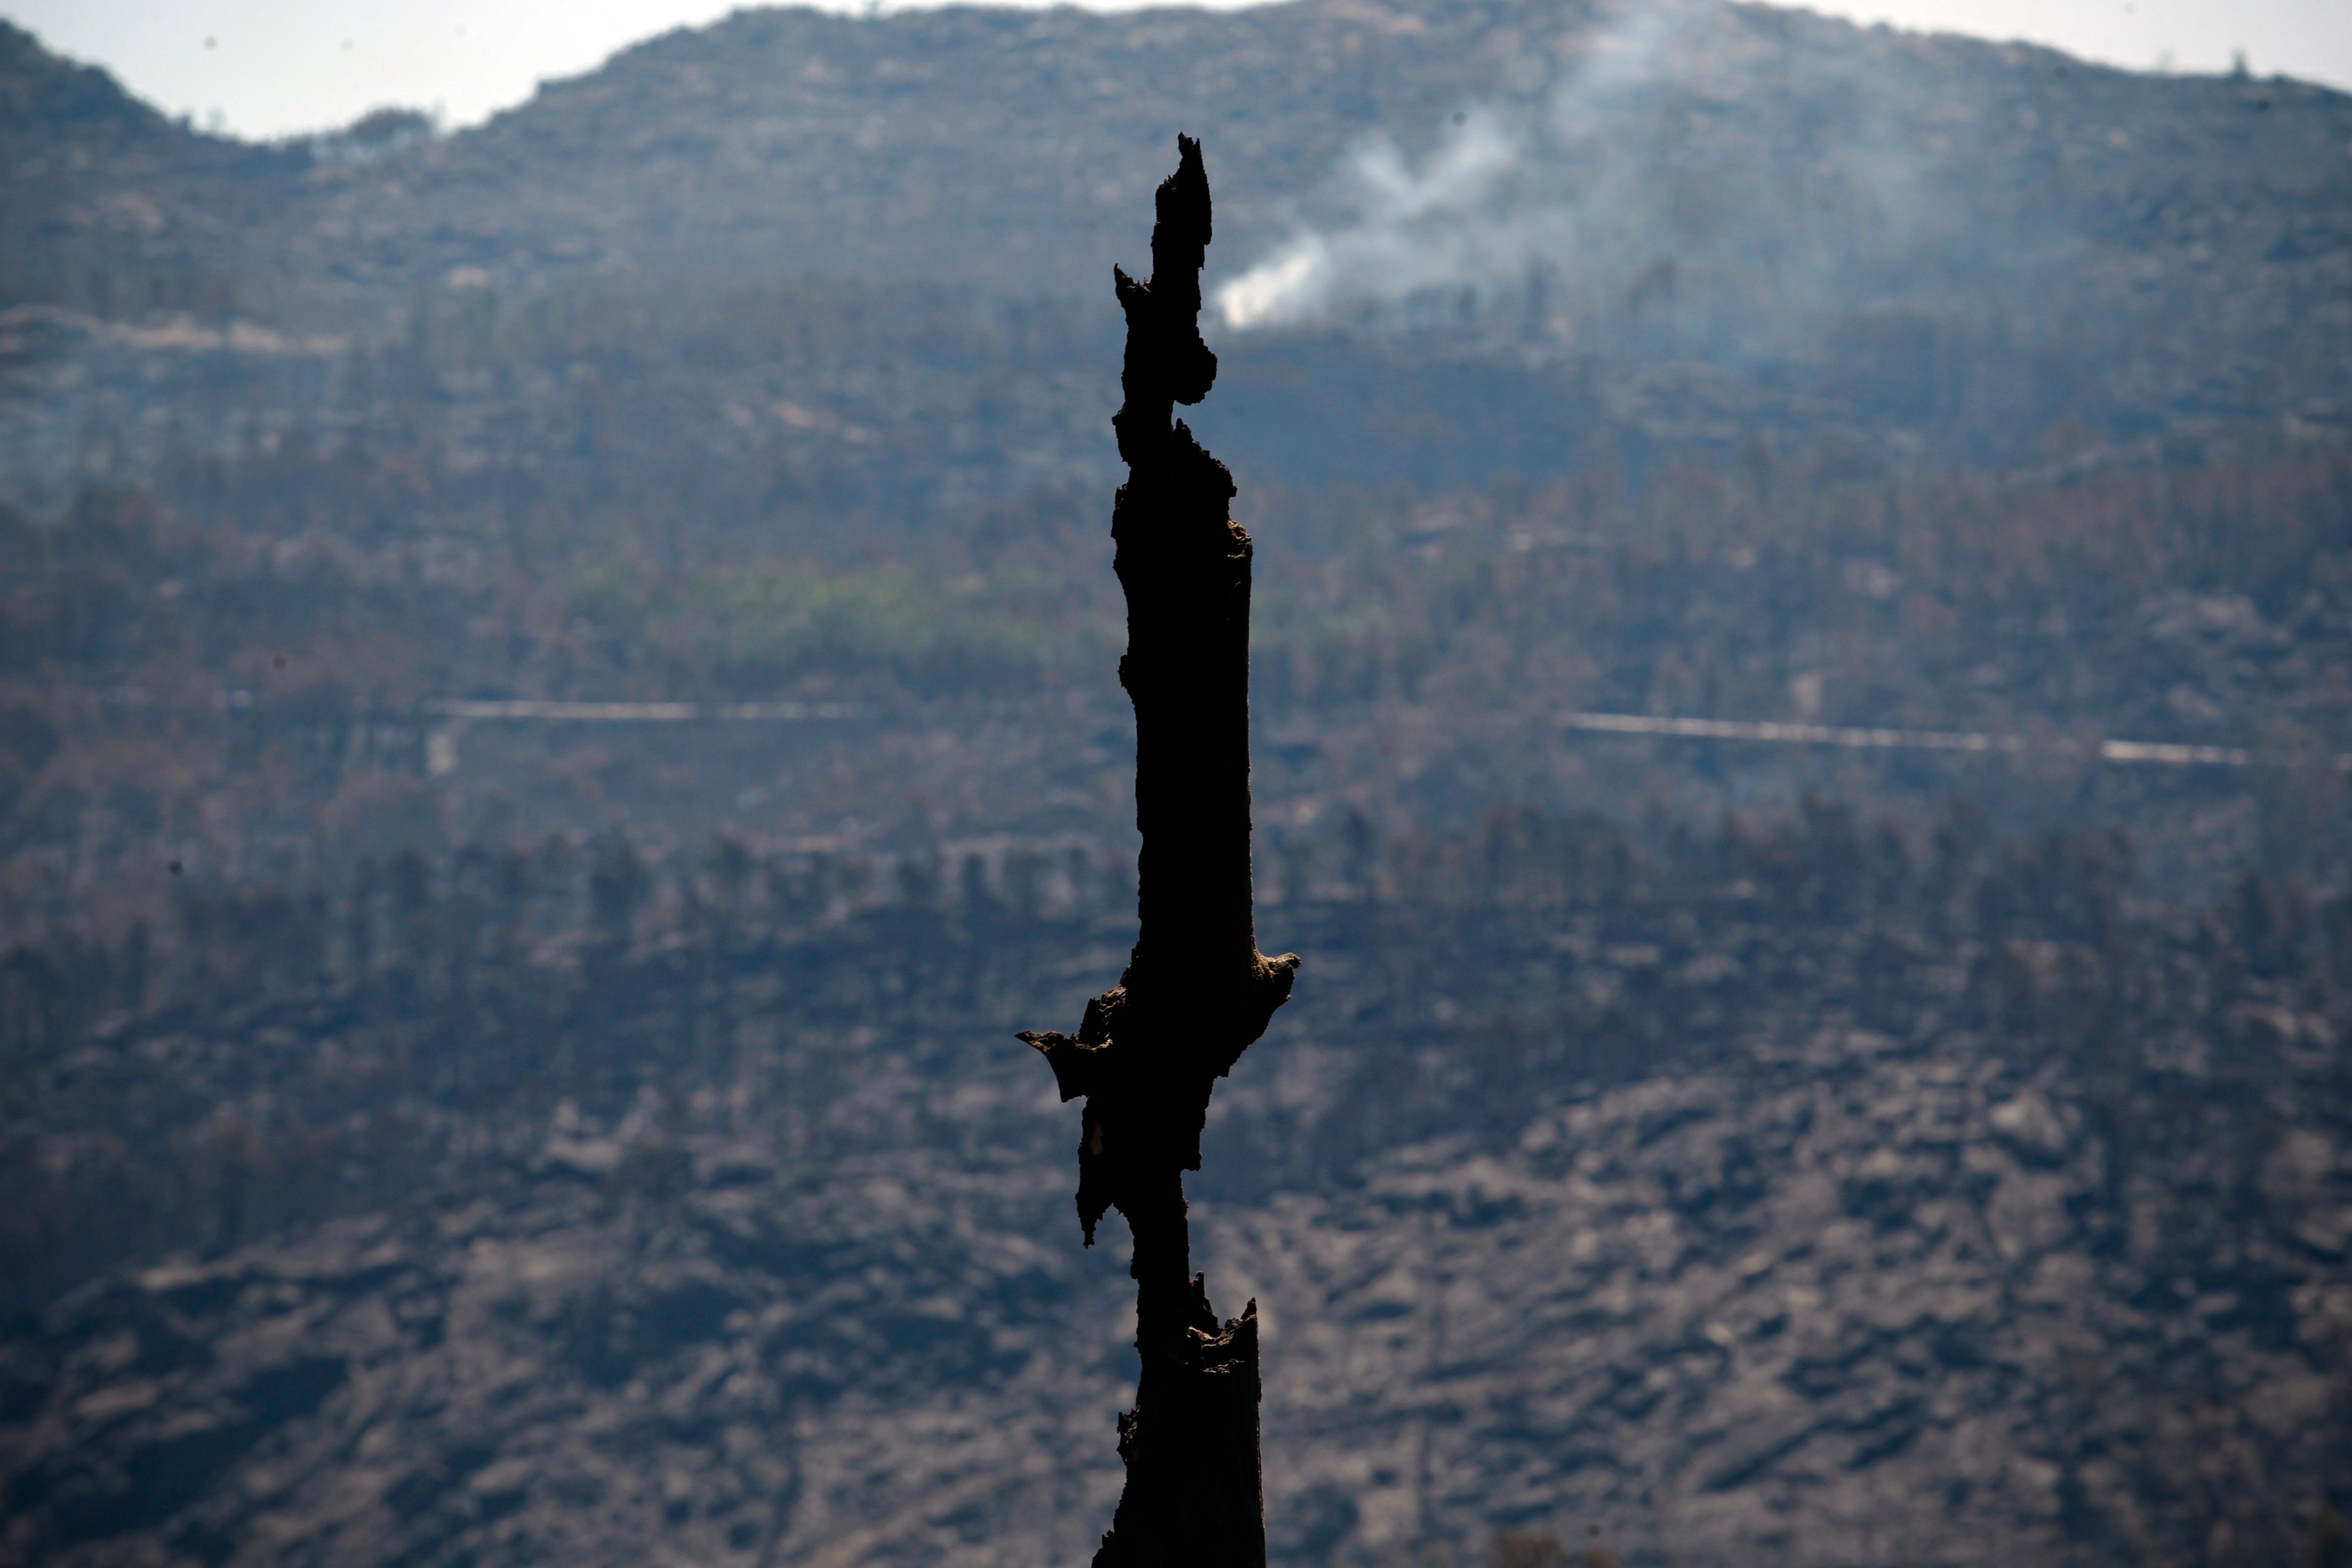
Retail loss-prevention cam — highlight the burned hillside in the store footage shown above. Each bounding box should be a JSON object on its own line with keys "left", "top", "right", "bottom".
{"left": 3, "top": 814, "right": 2349, "bottom": 1564}
{"left": 4, "top": 1, "right": 2351, "bottom": 1563}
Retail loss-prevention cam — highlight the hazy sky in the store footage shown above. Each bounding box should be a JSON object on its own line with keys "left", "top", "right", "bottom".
{"left": 6, "top": 0, "right": 2347, "bottom": 140}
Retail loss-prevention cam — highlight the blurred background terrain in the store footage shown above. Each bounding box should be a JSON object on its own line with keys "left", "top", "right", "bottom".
{"left": 2, "top": 1, "right": 2350, "bottom": 1563}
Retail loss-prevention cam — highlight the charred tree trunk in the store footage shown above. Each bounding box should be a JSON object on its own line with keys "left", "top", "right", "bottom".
{"left": 1018, "top": 136, "right": 1298, "bottom": 1568}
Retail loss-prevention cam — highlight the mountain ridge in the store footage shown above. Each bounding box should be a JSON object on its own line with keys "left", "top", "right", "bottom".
{"left": 5, "top": 0, "right": 2348, "bottom": 516}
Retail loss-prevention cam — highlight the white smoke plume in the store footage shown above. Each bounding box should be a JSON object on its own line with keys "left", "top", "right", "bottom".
{"left": 1210, "top": 0, "right": 2015, "bottom": 356}
{"left": 1213, "top": 1, "right": 1690, "bottom": 334}
{"left": 1214, "top": 108, "right": 1543, "bottom": 331}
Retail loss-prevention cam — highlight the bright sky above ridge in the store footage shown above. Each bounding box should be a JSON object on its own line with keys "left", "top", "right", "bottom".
{"left": 5, "top": 0, "right": 2347, "bottom": 141}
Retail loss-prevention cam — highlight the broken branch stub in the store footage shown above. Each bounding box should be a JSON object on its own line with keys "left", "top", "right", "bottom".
{"left": 1017, "top": 134, "right": 1297, "bottom": 1568}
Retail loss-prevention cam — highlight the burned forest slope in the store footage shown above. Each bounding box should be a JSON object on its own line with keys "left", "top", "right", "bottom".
{"left": 2, "top": 817, "right": 2349, "bottom": 1565}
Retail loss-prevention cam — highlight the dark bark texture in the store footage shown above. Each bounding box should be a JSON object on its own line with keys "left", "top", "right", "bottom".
{"left": 1018, "top": 136, "right": 1298, "bottom": 1568}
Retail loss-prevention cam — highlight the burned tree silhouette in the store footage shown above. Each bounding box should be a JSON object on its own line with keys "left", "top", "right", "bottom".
{"left": 1018, "top": 136, "right": 1298, "bottom": 1567}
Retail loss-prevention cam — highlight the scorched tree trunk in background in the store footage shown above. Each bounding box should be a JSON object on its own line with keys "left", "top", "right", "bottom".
{"left": 1019, "top": 136, "right": 1299, "bottom": 1568}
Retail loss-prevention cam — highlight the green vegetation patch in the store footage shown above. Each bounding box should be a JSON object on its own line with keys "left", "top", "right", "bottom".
{"left": 572, "top": 555, "right": 1119, "bottom": 698}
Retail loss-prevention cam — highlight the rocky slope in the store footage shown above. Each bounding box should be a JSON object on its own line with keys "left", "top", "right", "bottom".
{"left": 2, "top": 1149, "right": 1136, "bottom": 1568}
{"left": 1222, "top": 1029, "right": 2349, "bottom": 1566}
{"left": 4, "top": 825, "right": 2348, "bottom": 1565}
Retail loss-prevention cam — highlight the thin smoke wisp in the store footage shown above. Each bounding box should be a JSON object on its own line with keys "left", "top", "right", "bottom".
{"left": 1214, "top": 109, "right": 1539, "bottom": 331}
{"left": 1210, "top": 0, "right": 2027, "bottom": 361}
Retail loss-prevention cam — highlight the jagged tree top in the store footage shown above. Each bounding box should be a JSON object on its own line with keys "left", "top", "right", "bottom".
{"left": 1111, "top": 134, "right": 1218, "bottom": 465}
